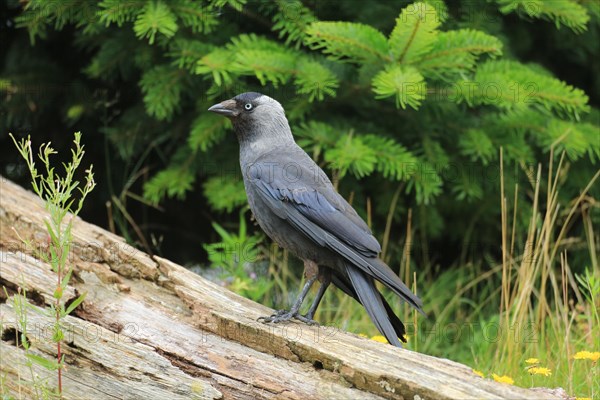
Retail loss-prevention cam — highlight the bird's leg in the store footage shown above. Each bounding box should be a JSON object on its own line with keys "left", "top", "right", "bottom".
{"left": 303, "top": 274, "right": 331, "bottom": 321}
{"left": 258, "top": 274, "right": 318, "bottom": 323}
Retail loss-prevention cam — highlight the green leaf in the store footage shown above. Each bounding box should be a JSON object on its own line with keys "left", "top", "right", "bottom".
{"left": 305, "top": 22, "right": 390, "bottom": 63}
{"left": 133, "top": 0, "right": 178, "bottom": 44}
{"left": 26, "top": 353, "right": 59, "bottom": 371}
{"left": 52, "top": 326, "right": 64, "bottom": 343}
{"left": 65, "top": 293, "right": 87, "bottom": 315}
{"left": 389, "top": 2, "right": 441, "bottom": 63}
{"left": 372, "top": 65, "right": 426, "bottom": 110}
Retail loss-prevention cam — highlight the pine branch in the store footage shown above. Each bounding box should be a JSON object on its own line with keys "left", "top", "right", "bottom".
{"left": 196, "top": 48, "right": 236, "bottom": 86}
{"left": 196, "top": 34, "right": 338, "bottom": 99}
{"left": 167, "top": 39, "right": 213, "bottom": 71}
{"left": 458, "top": 129, "right": 496, "bottom": 165}
{"left": 497, "top": 0, "right": 589, "bottom": 33}
{"left": 294, "top": 121, "right": 342, "bottom": 159}
{"left": 209, "top": 0, "right": 247, "bottom": 12}
{"left": 99, "top": 0, "right": 146, "bottom": 26}
{"left": 499, "top": 110, "right": 600, "bottom": 162}
{"left": 294, "top": 59, "right": 339, "bottom": 101}
{"left": 188, "top": 113, "right": 231, "bottom": 153}
{"left": 372, "top": 65, "right": 426, "bottom": 110}
{"left": 171, "top": 0, "right": 219, "bottom": 33}
{"left": 414, "top": 29, "right": 503, "bottom": 80}
{"left": 144, "top": 165, "right": 195, "bottom": 203}
{"left": 451, "top": 166, "right": 484, "bottom": 201}
{"left": 83, "top": 28, "right": 145, "bottom": 81}
{"left": 454, "top": 60, "right": 590, "bottom": 118}
{"left": 305, "top": 21, "right": 390, "bottom": 63}
{"left": 203, "top": 175, "right": 247, "bottom": 212}
{"left": 139, "top": 65, "right": 185, "bottom": 120}
{"left": 388, "top": 2, "right": 441, "bottom": 63}
{"left": 362, "top": 135, "right": 419, "bottom": 181}
{"left": 324, "top": 134, "right": 378, "bottom": 179}
{"left": 231, "top": 48, "right": 297, "bottom": 86}
{"left": 405, "top": 158, "right": 442, "bottom": 205}
{"left": 133, "top": 0, "right": 178, "bottom": 44}
{"left": 271, "top": 0, "right": 317, "bottom": 47}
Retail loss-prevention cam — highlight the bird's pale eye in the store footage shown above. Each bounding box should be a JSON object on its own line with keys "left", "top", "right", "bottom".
{"left": 244, "top": 103, "right": 253, "bottom": 111}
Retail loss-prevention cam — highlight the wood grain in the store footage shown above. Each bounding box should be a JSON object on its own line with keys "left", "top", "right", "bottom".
{"left": 0, "top": 177, "right": 559, "bottom": 399}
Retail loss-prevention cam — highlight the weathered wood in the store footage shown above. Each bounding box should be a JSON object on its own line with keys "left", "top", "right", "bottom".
{"left": 0, "top": 177, "right": 559, "bottom": 399}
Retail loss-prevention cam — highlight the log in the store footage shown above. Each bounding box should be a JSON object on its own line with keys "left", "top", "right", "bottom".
{"left": 0, "top": 177, "right": 559, "bottom": 399}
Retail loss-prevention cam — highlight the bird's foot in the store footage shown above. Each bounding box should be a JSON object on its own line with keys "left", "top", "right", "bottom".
{"left": 257, "top": 310, "right": 319, "bottom": 326}
{"left": 294, "top": 314, "right": 319, "bottom": 326}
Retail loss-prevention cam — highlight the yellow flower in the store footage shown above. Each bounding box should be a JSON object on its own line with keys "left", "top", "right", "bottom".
{"left": 573, "top": 351, "right": 600, "bottom": 362}
{"left": 525, "top": 358, "right": 539, "bottom": 364}
{"left": 528, "top": 367, "right": 552, "bottom": 376}
{"left": 357, "top": 333, "right": 368, "bottom": 338}
{"left": 371, "top": 335, "right": 388, "bottom": 343}
{"left": 575, "top": 397, "right": 591, "bottom": 400}
{"left": 472, "top": 369, "right": 484, "bottom": 378}
{"left": 492, "top": 374, "right": 514, "bottom": 385}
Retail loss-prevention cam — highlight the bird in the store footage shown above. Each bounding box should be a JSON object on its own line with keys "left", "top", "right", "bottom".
{"left": 208, "top": 92, "right": 424, "bottom": 347}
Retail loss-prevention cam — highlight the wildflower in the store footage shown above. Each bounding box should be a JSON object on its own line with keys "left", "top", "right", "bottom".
{"left": 371, "top": 335, "right": 388, "bottom": 343}
{"left": 573, "top": 351, "right": 600, "bottom": 362}
{"left": 525, "top": 358, "right": 539, "bottom": 364}
{"left": 528, "top": 367, "right": 552, "bottom": 376}
{"left": 575, "top": 397, "right": 591, "bottom": 400}
{"left": 492, "top": 374, "right": 514, "bottom": 385}
{"left": 472, "top": 369, "right": 484, "bottom": 378}
{"left": 357, "top": 333, "right": 368, "bottom": 338}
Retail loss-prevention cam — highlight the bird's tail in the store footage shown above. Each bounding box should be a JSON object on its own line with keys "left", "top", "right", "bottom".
{"left": 345, "top": 265, "right": 404, "bottom": 347}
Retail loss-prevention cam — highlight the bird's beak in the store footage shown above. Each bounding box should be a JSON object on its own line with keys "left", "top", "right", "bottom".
{"left": 208, "top": 99, "right": 238, "bottom": 117}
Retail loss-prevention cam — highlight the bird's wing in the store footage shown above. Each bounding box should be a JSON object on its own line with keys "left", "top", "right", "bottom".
{"left": 249, "top": 162, "right": 423, "bottom": 313}
{"left": 273, "top": 186, "right": 381, "bottom": 257}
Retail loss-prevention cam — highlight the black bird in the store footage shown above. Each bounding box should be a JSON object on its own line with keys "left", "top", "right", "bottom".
{"left": 209, "top": 92, "right": 424, "bottom": 347}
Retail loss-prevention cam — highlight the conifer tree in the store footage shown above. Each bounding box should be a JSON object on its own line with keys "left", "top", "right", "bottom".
{"left": 2, "top": 0, "right": 598, "bottom": 265}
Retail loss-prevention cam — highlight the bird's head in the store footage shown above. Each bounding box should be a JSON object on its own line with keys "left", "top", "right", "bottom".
{"left": 208, "top": 92, "right": 284, "bottom": 121}
{"left": 208, "top": 92, "right": 292, "bottom": 148}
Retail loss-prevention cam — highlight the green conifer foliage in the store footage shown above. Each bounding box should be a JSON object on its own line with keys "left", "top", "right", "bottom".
{"left": 2, "top": 0, "right": 598, "bottom": 264}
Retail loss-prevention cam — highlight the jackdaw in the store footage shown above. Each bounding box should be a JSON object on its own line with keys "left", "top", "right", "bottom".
{"left": 209, "top": 92, "right": 424, "bottom": 347}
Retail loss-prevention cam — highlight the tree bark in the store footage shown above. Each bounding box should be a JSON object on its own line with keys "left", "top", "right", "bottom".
{"left": 0, "top": 177, "right": 559, "bottom": 399}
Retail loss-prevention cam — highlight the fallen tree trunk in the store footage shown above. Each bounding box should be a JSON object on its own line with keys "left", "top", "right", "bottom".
{"left": 0, "top": 177, "right": 558, "bottom": 399}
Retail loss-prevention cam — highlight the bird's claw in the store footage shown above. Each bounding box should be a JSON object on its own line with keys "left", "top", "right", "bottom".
{"left": 257, "top": 310, "right": 319, "bottom": 326}
{"left": 294, "top": 314, "right": 319, "bottom": 326}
